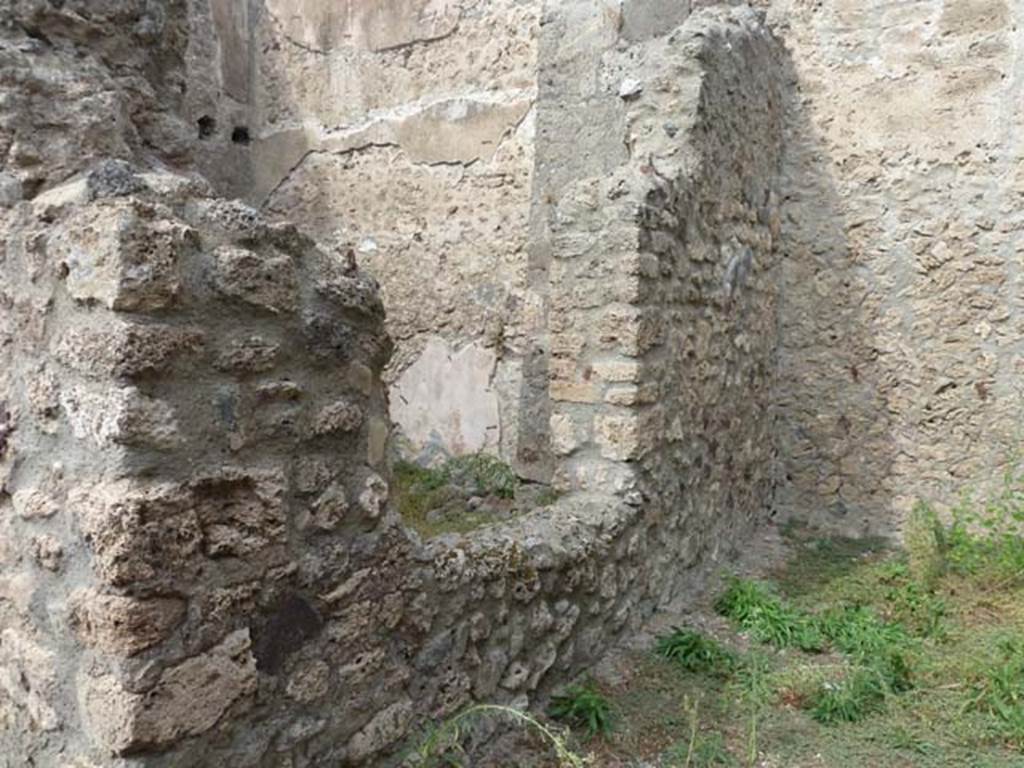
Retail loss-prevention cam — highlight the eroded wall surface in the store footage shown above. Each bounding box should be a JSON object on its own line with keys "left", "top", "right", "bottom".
{"left": 762, "top": 0, "right": 1024, "bottom": 534}
{"left": 0, "top": 159, "right": 395, "bottom": 764}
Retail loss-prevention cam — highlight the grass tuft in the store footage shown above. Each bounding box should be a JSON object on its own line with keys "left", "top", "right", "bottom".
{"left": 714, "top": 577, "right": 824, "bottom": 652}
{"left": 392, "top": 454, "right": 524, "bottom": 537}
{"left": 549, "top": 681, "right": 614, "bottom": 739}
{"left": 969, "top": 637, "right": 1024, "bottom": 746}
{"left": 808, "top": 667, "right": 887, "bottom": 724}
{"left": 655, "top": 628, "right": 737, "bottom": 676}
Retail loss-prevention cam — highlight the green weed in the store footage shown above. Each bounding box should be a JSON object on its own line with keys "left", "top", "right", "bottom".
{"left": 946, "top": 464, "right": 1024, "bottom": 580}
{"left": 440, "top": 453, "right": 518, "bottom": 499}
{"left": 884, "top": 725, "right": 938, "bottom": 756}
{"left": 664, "top": 732, "right": 735, "bottom": 767}
{"left": 393, "top": 454, "right": 522, "bottom": 537}
{"left": 655, "top": 628, "right": 736, "bottom": 676}
{"left": 410, "top": 703, "right": 589, "bottom": 767}
{"left": 905, "top": 501, "right": 948, "bottom": 587}
{"left": 818, "top": 605, "right": 909, "bottom": 660}
{"left": 808, "top": 666, "right": 887, "bottom": 724}
{"left": 549, "top": 682, "right": 614, "bottom": 739}
{"left": 714, "top": 577, "right": 824, "bottom": 652}
{"left": 969, "top": 637, "right": 1024, "bottom": 746}
{"left": 885, "top": 579, "right": 948, "bottom": 639}
{"left": 816, "top": 604, "right": 913, "bottom": 714}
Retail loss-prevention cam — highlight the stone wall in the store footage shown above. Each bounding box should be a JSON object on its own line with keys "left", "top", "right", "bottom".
{"left": 191, "top": 0, "right": 541, "bottom": 470}
{"left": 0, "top": 4, "right": 789, "bottom": 766}
{"left": 541, "top": 2, "right": 784, "bottom": 530}
{"left": 5, "top": 1, "right": 1024, "bottom": 764}
{"left": 630, "top": 18, "right": 785, "bottom": 587}
{"left": 0, "top": 162, "right": 394, "bottom": 764}
{"left": 762, "top": 0, "right": 1024, "bottom": 535}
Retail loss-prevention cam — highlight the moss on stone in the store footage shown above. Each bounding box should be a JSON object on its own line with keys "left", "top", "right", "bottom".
{"left": 393, "top": 455, "right": 539, "bottom": 538}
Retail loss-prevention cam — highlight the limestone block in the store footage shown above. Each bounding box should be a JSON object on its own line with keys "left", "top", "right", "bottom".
{"left": 592, "top": 359, "right": 642, "bottom": 384}
{"left": 214, "top": 335, "right": 281, "bottom": 374}
{"left": 74, "top": 482, "right": 202, "bottom": 588}
{"left": 12, "top": 489, "right": 60, "bottom": 520}
{"left": 29, "top": 535, "right": 63, "bottom": 572}
{"left": 500, "top": 660, "right": 529, "bottom": 690}
{"left": 60, "top": 385, "right": 180, "bottom": 448}
{"left": 293, "top": 457, "right": 333, "bottom": 495}
{"left": 550, "top": 412, "right": 583, "bottom": 456}
{"left": 285, "top": 660, "right": 330, "bottom": 703}
{"left": 55, "top": 320, "right": 204, "bottom": 380}
{"left": 192, "top": 470, "right": 287, "bottom": 558}
{"left": 298, "top": 483, "right": 349, "bottom": 531}
{"left": 358, "top": 474, "right": 389, "bottom": 520}
{"left": 337, "top": 647, "right": 386, "bottom": 688}
{"left": 70, "top": 589, "right": 186, "bottom": 656}
{"left": 312, "top": 399, "right": 364, "bottom": 436}
{"left": 79, "top": 629, "right": 257, "bottom": 754}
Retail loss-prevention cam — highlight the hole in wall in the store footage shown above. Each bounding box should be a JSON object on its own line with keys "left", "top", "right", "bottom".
{"left": 197, "top": 115, "right": 216, "bottom": 140}
{"left": 231, "top": 126, "right": 251, "bottom": 145}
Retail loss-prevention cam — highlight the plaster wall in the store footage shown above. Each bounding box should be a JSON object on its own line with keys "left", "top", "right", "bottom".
{"left": 763, "top": 0, "right": 1024, "bottom": 534}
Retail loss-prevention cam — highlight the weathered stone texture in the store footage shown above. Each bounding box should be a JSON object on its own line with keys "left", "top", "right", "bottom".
{"left": 761, "top": 0, "right": 1024, "bottom": 535}
{"left": 0, "top": 157, "right": 393, "bottom": 765}
{"left": 15, "top": 0, "right": 1009, "bottom": 763}
{"left": 0, "top": 1, "right": 194, "bottom": 197}
{"left": 2, "top": 7, "right": 788, "bottom": 762}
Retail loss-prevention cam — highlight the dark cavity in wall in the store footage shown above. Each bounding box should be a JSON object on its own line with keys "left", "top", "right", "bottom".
{"left": 197, "top": 115, "right": 217, "bottom": 139}
{"left": 251, "top": 593, "right": 324, "bottom": 673}
{"left": 0, "top": 402, "right": 10, "bottom": 457}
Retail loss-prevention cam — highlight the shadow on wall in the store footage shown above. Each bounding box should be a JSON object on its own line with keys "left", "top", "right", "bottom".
{"left": 773, "top": 51, "right": 897, "bottom": 537}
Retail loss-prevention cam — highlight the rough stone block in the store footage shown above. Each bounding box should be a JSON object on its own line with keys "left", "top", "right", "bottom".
{"left": 74, "top": 482, "right": 202, "bottom": 588}
{"left": 192, "top": 470, "right": 287, "bottom": 558}
{"left": 347, "top": 698, "right": 413, "bottom": 763}
{"left": 70, "top": 590, "right": 186, "bottom": 656}
{"left": 592, "top": 359, "right": 642, "bottom": 384}
{"left": 55, "top": 321, "right": 204, "bottom": 380}
{"left": 211, "top": 245, "right": 298, "bottom": 314}
{"left": 312, "top": 399, "right": 364, "bottom": 436}
{"left": 60, "top": 385, "right": 180, "bottom": 448}
{"left": 0, "top": 629, "right": 60, "bottom": 733}
{"left": 214, "top": 335, "right": 281, "bottom": 374}
{"left": 550, "top": 412, "right": 584, "bottom": 456}
{"left": 55, "top": 203, "right": 190, "bottom": 312}
{"left": 78, "top": 629, "right": 257, "bottom": 754}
